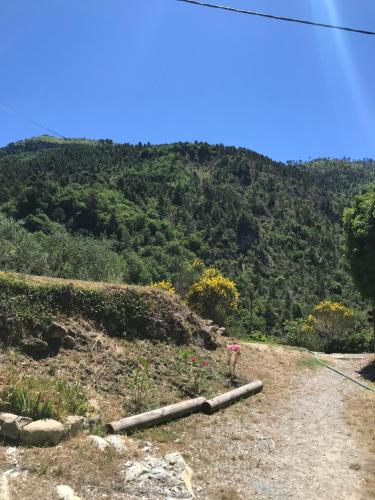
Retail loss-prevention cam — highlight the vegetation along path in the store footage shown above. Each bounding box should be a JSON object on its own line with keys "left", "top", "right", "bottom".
{"left": 167, "top": 344, "right": 375, "bottom": 500}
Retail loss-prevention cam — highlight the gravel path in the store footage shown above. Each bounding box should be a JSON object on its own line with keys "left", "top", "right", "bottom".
{"left": 189, "top": 355, "right": 372, "bottom": 499}
{"left": 249, "top": 359, "right": 368, "bottom": 499}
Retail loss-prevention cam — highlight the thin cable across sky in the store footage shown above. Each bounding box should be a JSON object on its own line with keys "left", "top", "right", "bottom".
{"left": 177, "top": 0, "right": 375, "bottom": 36}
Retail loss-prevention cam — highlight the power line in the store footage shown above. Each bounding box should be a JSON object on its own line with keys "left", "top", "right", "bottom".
{"left": 0, "top": 103, "right": 67, "bottom": 140}
{"left": 177, "top": 0, "right": 375, "bottom": 36}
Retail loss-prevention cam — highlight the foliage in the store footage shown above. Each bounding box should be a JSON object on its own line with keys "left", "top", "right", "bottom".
{"left": 282, "top": 302, "right": 370, "bottom": 353}
{"left": 312, "top": 300, "right": 354, "bottom": 338}
{"left": 174, "top": 349, "right": 209, "bottom": 396}
{"left": 343, "top": 186, "right": 375, "bottom": 302}
{"left": 0, "top": 272, "right": 210, "bottom": 348}
{"left": 151, "top": 280, "right": 176, "bottom": 294}
{"left": 0, "top": 370, "right": 87, "bottom": 419}
{"left": 188, "top": 268, "right": 239, "bottom": 323}
{"left": 0, "top": 137, "right": 375, "bottom": 336}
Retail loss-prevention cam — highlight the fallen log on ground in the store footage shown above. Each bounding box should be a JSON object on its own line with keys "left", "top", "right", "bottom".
{"left": 201, "top": 380, "right": 263, "bottom": 415}
{"left": 107, "top": 396, "right": 206, "bottom": 433}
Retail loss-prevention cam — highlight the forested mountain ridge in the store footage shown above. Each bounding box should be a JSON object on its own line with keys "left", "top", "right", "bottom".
{"left": 0, "top": 135, "right": 374, "bottom": 337}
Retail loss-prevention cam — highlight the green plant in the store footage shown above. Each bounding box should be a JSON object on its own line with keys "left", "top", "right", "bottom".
{"left": 174, "top": 349, "right": 209, "bottom": 396}
{"left": 127, "top": 357, "right": 153, "bottom": 412}
{"left": 0, "top": 370, "right": 87, "bottom": 419}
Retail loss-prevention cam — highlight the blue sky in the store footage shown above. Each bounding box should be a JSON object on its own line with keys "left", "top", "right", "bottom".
{"left": 1, "top": 0, "right": 374, "bottom": 161}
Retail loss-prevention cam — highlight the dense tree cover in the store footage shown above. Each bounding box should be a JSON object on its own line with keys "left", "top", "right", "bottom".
{"left": 343, "top": 186, "right": 375, "bottom": 302}
{"left": 0, "top": 135, "right": 374, "bottom": 341}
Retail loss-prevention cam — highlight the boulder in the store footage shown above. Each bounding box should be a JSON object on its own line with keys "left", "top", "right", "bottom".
{"left": 0, "top": 413, "right": 32, "bottom": 441}
{"left": 87, "top": 435, "right": 108, "bottom": 451}
{"left": 62, "top": 416, "right": 85, "bottom": 437}
{"left": 20, "top": 419, "right": 65, "bottom": 446}
{"left": 56, "top": 485, "right": 81, "bottom": 500}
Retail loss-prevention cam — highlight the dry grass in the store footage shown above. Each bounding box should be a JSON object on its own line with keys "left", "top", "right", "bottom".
{"left": 344, "top": 355, "right": 375, "bottom": 499}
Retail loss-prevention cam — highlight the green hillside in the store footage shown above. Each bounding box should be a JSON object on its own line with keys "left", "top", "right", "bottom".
{"left": 0, "top": 136, "right": 374, "bottom": 338}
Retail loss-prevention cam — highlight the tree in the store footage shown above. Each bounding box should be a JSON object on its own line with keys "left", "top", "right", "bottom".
{"left": 343, "top": 187, "right": 375, "bottom": 301}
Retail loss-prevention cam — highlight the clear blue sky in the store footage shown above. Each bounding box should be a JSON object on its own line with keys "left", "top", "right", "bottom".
{"left": 1, "top": 0, "right": 374, "bottom": 161}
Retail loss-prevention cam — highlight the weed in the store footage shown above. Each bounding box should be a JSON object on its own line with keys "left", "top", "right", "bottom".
{"left": 127, "top": 357, "right": 153, "bottom": 412}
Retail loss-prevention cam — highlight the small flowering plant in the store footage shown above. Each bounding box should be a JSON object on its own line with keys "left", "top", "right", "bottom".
{"left": 176, "top": 350, "right": 209, "bottom": 396}
{"left": 226, "top": 344, "right": 241, "bottom": 380}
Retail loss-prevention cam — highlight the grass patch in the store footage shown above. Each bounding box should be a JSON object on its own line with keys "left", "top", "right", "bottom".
{"left": 0, "top": 369, "right": 87, "bottom": 419}
{"left": 295, "top": 357, "right": 322, "bottom": 370}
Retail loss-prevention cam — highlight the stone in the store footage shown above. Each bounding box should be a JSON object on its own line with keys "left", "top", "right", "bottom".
{"left": 48, "top": 321, "right": 68, "bottom": 339}
{"left": 106, "top": 434, "right": 127, "bottom": 453}
{"left": 20, "top": 419, "right": 65, "bottom": 446}
{"left": 0, "top": 414, "right": 32, "bottom": 441}
{"left": 83, "top": 415, "right": 101, "bottom": 431}
{"left": 63, "top": 335, "right": 75, "bottom": 349}
{"left": 63, "top": 416, "right": 85, "bottom": 437}
{"left": 87, "top": 435, "right": 108, "bottom": 451}
{"left": 56, "top": 485, "right": 81, "bottom": 500}
{"left": 124, "top": 452, "right": 194, "bottom": 497}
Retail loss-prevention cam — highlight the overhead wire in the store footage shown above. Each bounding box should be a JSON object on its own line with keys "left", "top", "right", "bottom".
{"left": 177, "top": 0, "right": 375, "bottom": 36}
{"left": 0, "top": 103, "right": 67, "bottom": 140}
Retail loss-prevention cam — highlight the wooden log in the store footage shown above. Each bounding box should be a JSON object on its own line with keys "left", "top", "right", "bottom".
{"left": 107, "top": 397, "right": 206, "bottom": 433}
{"left": 201, "top": 380, "right": 263, "bottom": 415}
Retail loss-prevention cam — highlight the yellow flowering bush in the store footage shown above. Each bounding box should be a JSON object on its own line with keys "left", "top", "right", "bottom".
{"left": 300, "top": 314, "right": 317, "bottom": 335}
{"left": 312, "top": 300, "right": 354, "bottom": 338}
{"left": 187, "top": 268, "right": 239, "bottom": 323}
{"left": 151, "top": 280, "right": 176, "bottom": 294}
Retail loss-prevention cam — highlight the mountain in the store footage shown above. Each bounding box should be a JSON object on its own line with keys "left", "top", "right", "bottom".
{"left": 0, "top": 135, "right": 374, "bottom": 336}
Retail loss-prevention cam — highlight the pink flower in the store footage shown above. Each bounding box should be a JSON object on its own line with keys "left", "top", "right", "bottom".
{"left": 200, "top": 360, "right": 208, "bottom": 367}
{"left": 191, "top": 357, "right": 197, "bottom": 363}
{"left": 227, "top": 344, "right": 241, "bottom": 353}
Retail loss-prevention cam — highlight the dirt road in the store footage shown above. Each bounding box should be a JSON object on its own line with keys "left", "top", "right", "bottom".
{"left": 180, "top": 346, "right": 375, "bottom": 499}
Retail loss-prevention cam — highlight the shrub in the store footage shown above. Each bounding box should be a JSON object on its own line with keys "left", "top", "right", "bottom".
{"left": 151, "top": 280, "right": 176, "bottom": 294}
{"left": 187, "top": 268, "right": 239, "bottom": 324}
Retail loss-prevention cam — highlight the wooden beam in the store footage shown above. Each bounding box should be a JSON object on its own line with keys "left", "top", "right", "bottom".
{"left": 107, "top": 397, "right": 206, "bottom": 433}
{"left": 201, "top": 380, "right": 263, "bottom": 415}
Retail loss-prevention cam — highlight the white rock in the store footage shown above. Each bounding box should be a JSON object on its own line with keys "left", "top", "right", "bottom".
{"left": 0, "top": 474, "right": 10, "bottom": 500}
{"left": 20, "top": 419, "right": 65, "bottom": 446}
{"left": 125, "top": 462, "right": 150, "bottom": 482}
{"left": 56, "top": 484, "right": 81, "bottom": 500}
{"left": 105, "top": 435, "right": 126, "bottom": 453}
{"left": 87, "top": 435, "right": 108, "bottom": 450}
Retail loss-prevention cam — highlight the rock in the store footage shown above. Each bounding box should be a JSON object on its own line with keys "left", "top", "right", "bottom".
{"left": 20, "top": 419, "right": 65, "bottom": 446}
{"left": 106, "top": 435, "right": 127, "bottom": 453}
{"left": 48, "top": 321, "right": 68, "bottom": 339}
{"left": 142, "top": 441, "right": 153, "bottom": 453}
{"left": 4, "top": 447, "right": 18, "bottom": 466}
{"left": 20, "top": 337, "right": 49, "bottom": 357}
{"left": 56, "top": 485, "right": 81, "bottom": 500}
{"left": 63, "top": 416, "right": 85, "bottom": 437}
{"left": 124, "top": 452, "right": 194, "bottom": 497}
{"left": 0, "top": 474, "right": 10, "bottom": 500}
{"left": 0, "top": 414, "right": 32, "bottom": 441}
{"left": 63, "top": 335, "right": 75, "bottom": 349}
{"left": 83, "top": 415, "right": 101, "bottom": 431}
{"left": 87, "top": 435, "right": 108, "bottom": 451}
